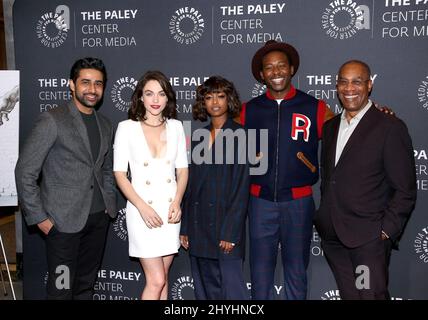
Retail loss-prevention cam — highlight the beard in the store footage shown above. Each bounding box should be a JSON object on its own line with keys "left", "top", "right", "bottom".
{"left": 74, "top": 91, "right": 101, "bottom": 108}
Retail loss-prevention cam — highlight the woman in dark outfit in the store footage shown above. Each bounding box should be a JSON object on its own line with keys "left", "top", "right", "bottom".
{"left": 180, "top": 76, "right": 250, "bottom": 300}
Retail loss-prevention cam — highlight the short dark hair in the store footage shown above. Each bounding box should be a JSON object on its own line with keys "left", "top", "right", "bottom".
{"left": 69, "top": 57, "right": 107, "bottom": 85}
{"left": 128, "top": 71, "right": 177, "bottom": 121}
{"left": 338, "top": 60, "right": 371, "bottom": 78}
{"left": 193, "top": 76, "right": 241, "bottom": 122}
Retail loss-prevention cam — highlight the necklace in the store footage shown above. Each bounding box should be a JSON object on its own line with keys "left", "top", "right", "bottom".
{"left": 142, "top": 119, "right": 165, "bottom": 128}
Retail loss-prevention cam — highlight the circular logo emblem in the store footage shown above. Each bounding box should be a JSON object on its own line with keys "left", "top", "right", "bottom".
{"left": 110, "top": 77, "right": 138, "bottom": 112}
{"left": 251, "top": 83, "right": 266, "bottom": 98}
{"left": 321, "top": 289, "right": 341, "bottom": 300}
{"left": 169, "top": 7, "right": 205, "bottom": 45}
{"left": 171, "top": 275, "right": 194, "bottom": 300}
{"left": 414, "top": 226, "right": 428, "bottom": 263}
{"left": 36, "top": 11, "right": 69, "bottom": 48}
{"left": 321, "top": 1, "right": 365, "bottom": 40}
{"left": 113, "top": 208, "right": 128, "bottom": 241}
{"left": 417, "top": 76, "right": 428, "bottom": 111}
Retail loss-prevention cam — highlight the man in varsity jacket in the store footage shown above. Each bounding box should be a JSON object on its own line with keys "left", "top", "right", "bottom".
{"left": 241, "top": 40, "right": 334, "bottom": 300}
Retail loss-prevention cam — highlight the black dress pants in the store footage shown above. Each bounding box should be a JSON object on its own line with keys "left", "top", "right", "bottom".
{"left": 318, "top": 210, "right": 392, "bottom": 300}
{"left": 45, "top": 211, "right": 109, "bottom": 300}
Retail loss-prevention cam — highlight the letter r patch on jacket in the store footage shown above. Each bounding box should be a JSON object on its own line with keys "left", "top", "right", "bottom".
{"left": 291, "top": 113, "right": 311, "bottom": 142}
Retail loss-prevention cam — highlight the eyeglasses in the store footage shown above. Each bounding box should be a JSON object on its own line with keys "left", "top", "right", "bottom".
{"left": 337, "top": 79, "right": 370, "bottom": 87}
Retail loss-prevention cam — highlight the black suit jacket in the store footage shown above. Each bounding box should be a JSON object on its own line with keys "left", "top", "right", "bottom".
{"left": 314, "top": 105, "right": 416, "bottom": 248}
{"left": 181, "top": 118, "right": 250, "bottom": 259}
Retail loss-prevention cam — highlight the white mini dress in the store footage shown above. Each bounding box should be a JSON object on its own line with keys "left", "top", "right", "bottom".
{"left": 113, "top": 119, "right": 188, "bottom": 258}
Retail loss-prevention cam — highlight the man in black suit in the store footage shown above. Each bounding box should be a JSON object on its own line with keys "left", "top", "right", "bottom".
{"left": 314, "top": 60, "right": 416, "bottom": 299}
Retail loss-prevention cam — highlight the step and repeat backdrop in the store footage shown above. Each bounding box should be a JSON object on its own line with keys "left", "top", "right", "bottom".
{"left": 13, "top": 0, "right": 428, "bottom": 299}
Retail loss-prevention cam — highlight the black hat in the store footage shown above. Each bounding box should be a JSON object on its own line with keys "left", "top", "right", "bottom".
{"left": 251, "top": 40, "right": 300, "bottom": 83}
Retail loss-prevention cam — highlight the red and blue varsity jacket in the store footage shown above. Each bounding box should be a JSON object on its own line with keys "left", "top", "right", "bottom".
{"left": 241, "top": 85, "right": 328, "bottom": 202}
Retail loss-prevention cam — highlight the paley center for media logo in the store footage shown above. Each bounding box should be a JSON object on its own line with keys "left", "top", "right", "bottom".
{"left": 113, "top": 208, "right": 128, "bottom": 241}
{"left": 321, "top": 0, "right": 370, "bottom": 39}
{"left": 418, "top": 76, "right": 428, "bottom": 111}
{"left": 251, "top": 83, "right": 266, "bottom": 98}
{"left": 110, "top": 76, "right": 138, "bottom": 112}
{"left": 169, "top": 7, "right": 205, "bottom": 45}
{"left": 36, "top": 5, "right": 70, "bottom": 48}
{"left": 321, "top": 289, "right": 341, "bottom": 300}
{"left": 170, "top": 275, "right": 194, "bottom": 300}
{"left": 414, "top": 226, "right": 428, "bottom": 263}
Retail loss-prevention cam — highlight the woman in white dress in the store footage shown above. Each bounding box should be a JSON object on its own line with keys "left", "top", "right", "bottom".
{"left": 113, "top": 70, "right": 188, "bottom": 300}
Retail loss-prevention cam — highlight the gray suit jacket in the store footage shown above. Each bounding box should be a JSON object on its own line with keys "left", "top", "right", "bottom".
{"left": 15, "top": 102, "right": 117, "bottom": 232}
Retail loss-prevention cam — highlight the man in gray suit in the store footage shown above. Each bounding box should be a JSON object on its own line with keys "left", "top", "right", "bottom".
{"left": 15, "top": 57, "right": 117, "bottom": 299}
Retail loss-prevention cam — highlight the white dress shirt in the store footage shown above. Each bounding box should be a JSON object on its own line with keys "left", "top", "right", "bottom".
{"left": 335, "top": 100, "right": 372, "bottom": 166}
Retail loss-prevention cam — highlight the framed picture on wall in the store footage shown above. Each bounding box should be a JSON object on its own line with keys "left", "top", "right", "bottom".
{"left": 0, "top": 70, "right": 19, "bottom": 206}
